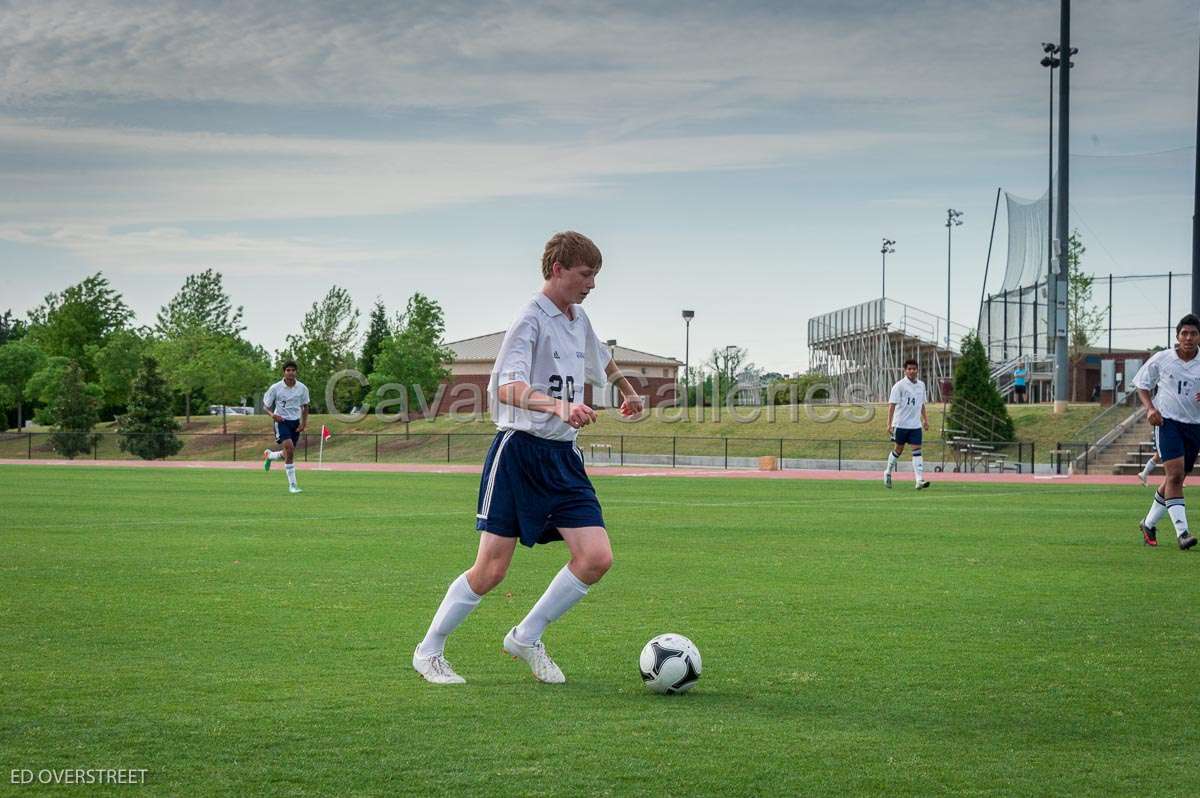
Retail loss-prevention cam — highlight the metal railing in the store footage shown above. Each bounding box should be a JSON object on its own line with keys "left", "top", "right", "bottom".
{"left": 0, "top": 431, "right": 1039, "bottom": 474}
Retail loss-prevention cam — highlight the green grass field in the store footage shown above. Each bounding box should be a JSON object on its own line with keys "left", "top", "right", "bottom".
{"left": 2, "top": 465, "right": 1197, "bottom": 796}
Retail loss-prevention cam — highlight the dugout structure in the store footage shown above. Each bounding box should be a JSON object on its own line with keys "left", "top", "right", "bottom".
{"left": 807, "top": 298, "right": 968, "bottom": 403}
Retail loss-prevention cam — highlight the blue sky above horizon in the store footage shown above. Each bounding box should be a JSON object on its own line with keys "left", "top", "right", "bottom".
{"left": 0, "top": 0, "right": 1196, "bottom": 372}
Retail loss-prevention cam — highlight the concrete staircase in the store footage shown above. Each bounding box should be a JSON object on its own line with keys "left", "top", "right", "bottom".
{"left": 1086, "top": 422, "right": 1155, "bottom": 475}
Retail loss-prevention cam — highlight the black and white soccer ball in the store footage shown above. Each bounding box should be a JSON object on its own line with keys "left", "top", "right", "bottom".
{"left": 639, "top": 633, "right": 701, "bottom": 694}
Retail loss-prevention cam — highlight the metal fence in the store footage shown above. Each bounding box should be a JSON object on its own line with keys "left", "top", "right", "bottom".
{"left": 0, "top": 431, "right": 1039, "bottom": 474}
{"left": 981, "top": 271, "right": 1193, "bottom": 363}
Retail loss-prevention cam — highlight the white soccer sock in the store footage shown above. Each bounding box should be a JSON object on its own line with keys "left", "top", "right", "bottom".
{"left": 268, "top": 450, "right": 285, "bottom": 461}
{"left": 912, "top": 452, "right": 924, "bottom": 483}
{"left": 1144, "top": 491, "right": 1168, "bottom": 529}
{"left": 417, "top": 572, "right": 483, "bottom": 658}
{"left": 1139, "top": 457, "right": 1155, "bottom": 479}
{"left": 885, "top": 451, "right": 898, "bottom": 475}
{"left": 285, "top": 464, "right": 298, "bottom": 488}
{"left": 513, "top": 564, "right": 590, "bottom": 646}
{"left": 1166, "top": 498, "right": 1189, "bottom": 539}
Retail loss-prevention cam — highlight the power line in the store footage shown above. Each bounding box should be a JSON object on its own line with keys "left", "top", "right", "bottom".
{"left": 1071, "top": 145, "right": 1195, "bottom": 159}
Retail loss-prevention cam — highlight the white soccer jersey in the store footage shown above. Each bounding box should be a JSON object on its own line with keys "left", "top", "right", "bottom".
{"left": 1132, "top": 348, "right": 1200, "bottom": 425}
{"left": 888, "top": 377, "right": 927, "bottom": 429}
{"left": 263, "top": 380, "right": 310, "bottom": 421}
{"left": 490, "top": 293, "right": 611, "bottom": 442}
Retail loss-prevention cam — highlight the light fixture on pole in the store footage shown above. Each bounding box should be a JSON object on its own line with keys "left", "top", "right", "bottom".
{"left": 881, "top": 238, "right": 895, "bottom": 299}
{"left": 945, "top": 208, "right": 964, "bottom": 349}
{"left": 681, "top": 309, "right": 694, "bottom": 408}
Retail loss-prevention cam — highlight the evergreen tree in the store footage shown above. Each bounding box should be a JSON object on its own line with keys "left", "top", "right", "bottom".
{"left": 49, "top": 360, "right": 100, "bottom": 459}
{"left": 360, "top": 299, "right": 390, "bottom": 382}
{"left": 120, "top": 355, "right": 183, "bottom": 460}
{"left": 947, "top": 332, "right": 1014, "bottom": 442}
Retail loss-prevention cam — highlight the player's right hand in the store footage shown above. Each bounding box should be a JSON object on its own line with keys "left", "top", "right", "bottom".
{"left": 1147, "top": 408, "right": 1163, "bottom": 427}
{"left": 561, "top": 402, "right": 597, "bottom": 429}
{"left": 272, "top": 413, "right": 284, "bottom": 422}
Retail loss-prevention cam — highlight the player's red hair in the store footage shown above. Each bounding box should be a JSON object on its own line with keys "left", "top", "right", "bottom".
{"left": 542, "top": 231, "right": 602, "bottom": 279}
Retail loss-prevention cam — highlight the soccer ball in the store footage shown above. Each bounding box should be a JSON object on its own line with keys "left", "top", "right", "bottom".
{"left": 639, "top": 633, "right": 701, "bottom": 694}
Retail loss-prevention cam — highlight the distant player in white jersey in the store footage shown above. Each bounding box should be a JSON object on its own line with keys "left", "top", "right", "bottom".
{"left": 261, "top": 361, "right": 309, "bottom": 494}
{"left": 1133, "top": 314, "right": 1200, "bottom": 550}
{"left": 413, "top": 231, "right": 644, "bottom": 685}
{"left": 884, "top": 359, "right": 931, "bottom": 490}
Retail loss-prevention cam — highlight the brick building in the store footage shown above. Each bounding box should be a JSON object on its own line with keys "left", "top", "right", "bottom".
{"left": 436, "top": 331, "right": 681, "bottom": 413}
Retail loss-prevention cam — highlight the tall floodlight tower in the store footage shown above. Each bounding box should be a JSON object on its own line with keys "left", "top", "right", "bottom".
{"left": 881, "top": 238, "right": 895, "bottom": 298}
{"left": 1193, "top": 25, "right": 1200, "bottom": 315}
{"left": 1053, "top": 0, "right": 1077, "bottom": 412}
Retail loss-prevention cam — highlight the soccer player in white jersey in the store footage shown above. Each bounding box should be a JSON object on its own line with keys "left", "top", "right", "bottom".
{"left": 1133, "top": 314, "right": 1200, "bottom": 550}
{"left": 261, "top": 361, "right": 309, "bottom": 494}
{"left": 412, "top": 231, "right": 644, "bottom": 685}
{"left": 884, "top": 358, "right": 931, "bottom": 490}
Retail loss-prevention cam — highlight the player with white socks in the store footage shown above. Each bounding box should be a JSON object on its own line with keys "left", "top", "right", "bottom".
{"left": 261, "top": 361, "right": 308, "bottom": 495}
{"left": 1137, "top": 431, "right": 1161, "bottom": 486}
{"left": 1133, "top": 314, "right": 1200, "bottom": 550}
{"left": 884, "top": 359, "right": 931, "bottom": 490}
{"left": 413, "top": 231, "right": 644, "bottom": 685}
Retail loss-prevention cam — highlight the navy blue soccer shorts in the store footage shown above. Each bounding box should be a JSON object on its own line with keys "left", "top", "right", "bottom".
{"left": 892, "top": 427, "right": 923, "bottom": 447}
{"left": 475, "top": 430, "right": 606, "bottom": 547}
{"left": 1155, "top": 417, "right": 1200, "bottom": 473}
{"left": 274, "top": 418, "right": 301, "bottom": 445}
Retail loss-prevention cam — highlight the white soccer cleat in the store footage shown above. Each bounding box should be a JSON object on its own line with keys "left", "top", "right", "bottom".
{"left": 412, "top": 648, "right": 466, "bottom": 684}
{"left": 1138, "top": 470, "right": 1149, "bottom": 487}
{"left": 915, "top": 480, "right": 931, "bottom": 490}
{"left": 884, "top": 471, "right": 892, "bottom": 489}
{"left": 289, "top": 486, "right": 303, "bottom": 494}
{"left": 503, "top": 627, "right": 566, "bottom": 684}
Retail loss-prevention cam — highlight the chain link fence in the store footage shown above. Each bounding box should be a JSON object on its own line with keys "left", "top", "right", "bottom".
{"left": 1, "top": 431, "right": 1044, "bottom": 473}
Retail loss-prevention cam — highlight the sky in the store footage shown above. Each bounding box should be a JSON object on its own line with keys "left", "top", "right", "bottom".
{"left": 0, "top": 0, "right": 1196, "bottom": 373}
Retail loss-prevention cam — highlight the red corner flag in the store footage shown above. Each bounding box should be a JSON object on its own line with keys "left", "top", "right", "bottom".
{"left": 321, "top": 425, "right": 332, "bottom": 441}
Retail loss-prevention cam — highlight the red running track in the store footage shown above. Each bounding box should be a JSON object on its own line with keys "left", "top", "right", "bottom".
{"left": 0, "top": 458, "right": 1139, "bottom": 485}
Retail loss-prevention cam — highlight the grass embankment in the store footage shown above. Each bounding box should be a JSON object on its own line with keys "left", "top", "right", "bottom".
{"left": 1, "top": 403, "right": 1107, "bottom": 465}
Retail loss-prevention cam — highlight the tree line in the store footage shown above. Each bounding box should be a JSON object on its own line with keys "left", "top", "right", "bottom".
{"left": 0, "top": 271, "right": 452, "bottom": 458}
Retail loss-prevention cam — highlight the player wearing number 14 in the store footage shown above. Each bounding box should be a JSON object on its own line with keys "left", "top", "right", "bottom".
{"left": 412, "top": 231, "right": 644, "bottom": 685}
{"left": 884, "top": 359, "right": 931, "bottom": 490}
{"left": 1132, "top": 313, "right": 1200, "bottom": 551}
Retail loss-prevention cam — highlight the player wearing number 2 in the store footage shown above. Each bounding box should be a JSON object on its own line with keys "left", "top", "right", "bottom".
{"left": 1133, "top": 313, "right": 1200, "bottom": 550}
{"left": 413, "top": 231, "right": 644, "bottom": 685}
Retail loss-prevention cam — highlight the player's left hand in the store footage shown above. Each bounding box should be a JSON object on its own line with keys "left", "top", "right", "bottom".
{"left": 620, "top": 394, "right": 644, "bottom": 417}
{"left": 923, "top": 421, "right": 929, "bottom": 430}
{"left": 1192, "top": 391, "right": 1200, "bottom": 403}
{"left": 297, "top": 424, "right": 307, "bottom": 432}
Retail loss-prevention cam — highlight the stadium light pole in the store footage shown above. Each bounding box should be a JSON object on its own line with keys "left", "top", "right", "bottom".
{"left": 881, "top": 238, "right": 895, "bottom": 299}
{"left": 1053, "top": 0, "right": 1077, "bottom": 412}
{"left": 945, "top": 209, "right": 963, "bottom": 349}
{"left": 1041, "top": 42, "right": 1060, "bottom": 368}
{"left": 681, "top": 309, "right": 694, "bottom": 408}
{"left": 1193, "top": 24, "right": 1200, "bottom": 315}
